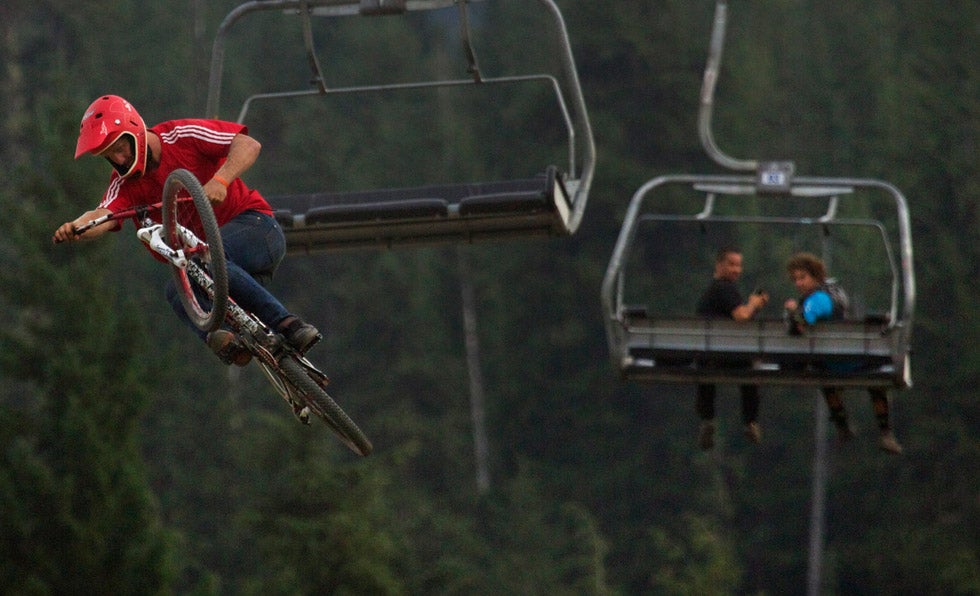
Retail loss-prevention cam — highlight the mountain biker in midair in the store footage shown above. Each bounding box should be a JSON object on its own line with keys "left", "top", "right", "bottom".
{"left": 52, "top": 94, "right": 320, "bottom": 366}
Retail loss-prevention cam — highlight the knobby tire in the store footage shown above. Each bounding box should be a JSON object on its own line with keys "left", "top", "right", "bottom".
{"left": 278, "top": 356, "right": 373, "bottom": 456}
{"left": 162, "top": 169, "right": 228, "bottom": 332}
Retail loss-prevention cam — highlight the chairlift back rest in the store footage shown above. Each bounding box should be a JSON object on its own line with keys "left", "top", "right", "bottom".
{"left": 269, "top": 166, "right": 572, "bottom": 252}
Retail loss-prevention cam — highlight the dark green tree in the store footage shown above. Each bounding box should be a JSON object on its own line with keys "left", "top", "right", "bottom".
{"left": 0, "top": 91, "right": 177, "bottom": 593}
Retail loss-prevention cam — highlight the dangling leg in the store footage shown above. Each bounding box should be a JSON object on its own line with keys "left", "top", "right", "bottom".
{"left": 871, "top": 388, "right": 903, "bottom": 454}
{"left": 740, "top": 385, "right": 761, "bottom": 444}
{"left": 696, "top": 384, "right": 716, "bottom": 450}
{"left": 822, "top": 387, "right": 855, "bottom": 442}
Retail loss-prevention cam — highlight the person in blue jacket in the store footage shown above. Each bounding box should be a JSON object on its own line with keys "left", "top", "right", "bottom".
{"left": 784, "top": 252, "right": 903, "bottom": 454}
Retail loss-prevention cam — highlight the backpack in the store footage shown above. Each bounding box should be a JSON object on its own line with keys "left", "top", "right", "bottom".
{"left": 823, "top": 278, "right": 851, "bottom": 320}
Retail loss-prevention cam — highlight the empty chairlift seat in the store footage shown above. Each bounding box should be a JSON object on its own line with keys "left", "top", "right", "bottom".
{"left": 205, "top": 0, "right": 595, "bottom": 252}
{"left": 270, "top": 166, "right": 573, "bottom": 251}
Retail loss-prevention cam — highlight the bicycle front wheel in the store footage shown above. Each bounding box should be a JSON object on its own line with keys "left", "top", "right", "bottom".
{"left": 279, "top": 356, "right": 373, "bottom": 456}
{"left": 162, "top": 169, "right": 228, "bottom": 332}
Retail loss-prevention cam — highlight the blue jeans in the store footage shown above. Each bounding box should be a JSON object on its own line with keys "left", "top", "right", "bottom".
{"left": 165, "top": 210, "right": 291, "bottom": 340}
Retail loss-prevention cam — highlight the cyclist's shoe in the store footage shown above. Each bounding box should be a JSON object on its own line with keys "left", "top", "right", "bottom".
{"left": 207, "top": 329, "right": 252, "bottom": 367}
{"left": 278, "top": 316, "right": 321, "bottom": 353}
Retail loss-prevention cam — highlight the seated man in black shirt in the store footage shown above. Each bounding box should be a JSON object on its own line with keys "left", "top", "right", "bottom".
{"left": 695, "top": 246, "right": 769, "bottom": 449}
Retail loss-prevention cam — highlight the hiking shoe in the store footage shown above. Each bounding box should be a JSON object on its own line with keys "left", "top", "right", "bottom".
{"left": 744, "top": 422, "right": 762, "bottom": 444}
{"left": 879, "top": 430, "right": 904, "bottom": 455}
{"left": 207, "top": 330, "right": 252, "bottom": 366}
{"left": 698, "top": 420, "right": 716, "bottom": 450}
{"left": 278, "top": 317, "right": 321, "bottom": 353}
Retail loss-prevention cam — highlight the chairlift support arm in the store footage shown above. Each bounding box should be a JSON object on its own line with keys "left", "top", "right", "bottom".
{"left": 698, "top": 0, "right": 757, "bottom": 171}
{"left": 698, "top": 0, "right": 800, "bottom": 185}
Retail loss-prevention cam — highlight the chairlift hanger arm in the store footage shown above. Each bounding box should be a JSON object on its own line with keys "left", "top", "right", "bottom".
{"left": 457, "top": 0, "right": 482, "bottom": 82}
{"left": 299, "top": 1, "right": 328, "bottom": 94}
{"left": 698, "top": 0, "right": 759, "bottom": 172}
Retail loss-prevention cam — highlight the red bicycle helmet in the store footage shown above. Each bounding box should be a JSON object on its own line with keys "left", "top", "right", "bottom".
{"left": 75, "top": 95, "right": 148, "bottom": 179}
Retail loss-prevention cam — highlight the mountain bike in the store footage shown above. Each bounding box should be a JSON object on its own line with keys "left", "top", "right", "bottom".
{"left": 67, "top": 169, "right": 372, "bottom": 456}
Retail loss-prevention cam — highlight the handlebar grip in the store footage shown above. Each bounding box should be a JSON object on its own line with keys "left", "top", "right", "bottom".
{"left": 55, "top": 215, "right": 110, "bottom": 244}
{"left": 55, "top": 224, "right": 86, "bottom": 244}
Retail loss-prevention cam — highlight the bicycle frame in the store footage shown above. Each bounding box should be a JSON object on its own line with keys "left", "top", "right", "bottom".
{"left": 136, "top": 216, "right": 326, "bottom": 417}
{"left": 73, "top": 200, "right": 318, "bottom": 382}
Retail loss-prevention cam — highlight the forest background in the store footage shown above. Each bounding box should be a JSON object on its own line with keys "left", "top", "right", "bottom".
{"left": 1, "top": 1, "right": 978, "bottom": 594}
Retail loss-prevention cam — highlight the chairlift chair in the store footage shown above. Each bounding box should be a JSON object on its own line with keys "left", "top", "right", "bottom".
{"left": 205, "top": 0, "right": 595, "bottom": 252}
{"left": 601, "top": 0, "right": 916, "bottom": 389}
{"left": 601, "top": 174, "right": 916, "bottom": 388}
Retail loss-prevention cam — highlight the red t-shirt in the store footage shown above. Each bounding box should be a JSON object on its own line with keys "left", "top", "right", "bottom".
{"left": 97, "top": 119, "right": 272, "bottom": 234}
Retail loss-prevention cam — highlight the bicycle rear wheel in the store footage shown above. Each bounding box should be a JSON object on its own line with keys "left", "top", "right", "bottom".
{"left": 278, "top": 356, "right": 373, "bottom": 456}
{"left": 162, "top": 169, "right": 228, "bottom": 332}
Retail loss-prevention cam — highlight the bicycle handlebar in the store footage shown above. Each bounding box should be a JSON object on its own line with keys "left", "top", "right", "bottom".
{"left": 68, "top": 211, "right": 118, "bottom": 237}
{"left": 54, "top": 200, "right": 172, "bottom": 244}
